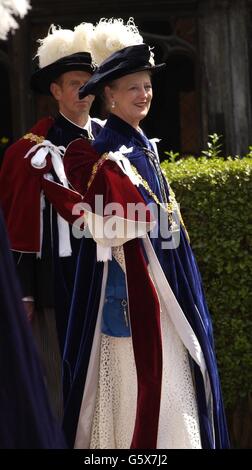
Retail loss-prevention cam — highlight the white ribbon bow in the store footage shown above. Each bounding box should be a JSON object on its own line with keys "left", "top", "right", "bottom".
{"left": 24, "top": 140, "right": 67, "bottom": 187}
{"left": 24, "top": 140, "right": 72, "bottom": 258}
{"left": 108, "top": 145, "right": 140, "bottom": 186}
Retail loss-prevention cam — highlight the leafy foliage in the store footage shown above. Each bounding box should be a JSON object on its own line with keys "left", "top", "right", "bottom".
{"left": 161, "top": 155, "right": 252, "bottom": 407}
{"left": 201, "top": 133, "right": 223, "bottom": 158}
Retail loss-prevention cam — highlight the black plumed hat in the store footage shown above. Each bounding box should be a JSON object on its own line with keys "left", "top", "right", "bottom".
{"left": 30, "top": 52, "right": 94, "bottom": 95}
{"left": 79, "top": 44, "right": 165, "bottom": 99}
{"left": 30, "top": 23, "right": 95, "bottom": 95}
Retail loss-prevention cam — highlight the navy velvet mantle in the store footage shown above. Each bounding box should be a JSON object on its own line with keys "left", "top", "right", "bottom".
{"left": 63, "top": 114, "right": 230, "bottom": 449}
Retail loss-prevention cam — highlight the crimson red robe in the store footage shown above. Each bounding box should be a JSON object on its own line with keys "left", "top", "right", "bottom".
{"left": 0, "top": 117, "right": 82, "bottom": 252}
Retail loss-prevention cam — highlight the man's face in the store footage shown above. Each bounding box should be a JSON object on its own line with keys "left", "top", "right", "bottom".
{"left": 50, "top": 70, "right": 95, "bottom": 121}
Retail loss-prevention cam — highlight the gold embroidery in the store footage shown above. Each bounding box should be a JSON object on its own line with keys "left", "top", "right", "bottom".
{"left": 130, "top": 164, "right": 175, "bottom": 214}
{"left": 130, "top": 165, "right": 190, "bottom": 241}
{"left": 87, "top": 153, "right": 109, "bottom": 189}
{"left": 87, "top": 152, "right": 190, "bottom": 241}
{"left": 23, "top": 133, "right": 45, "bottom": 144}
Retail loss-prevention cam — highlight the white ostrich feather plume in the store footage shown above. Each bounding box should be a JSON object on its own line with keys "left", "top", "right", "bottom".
{"left": 72, "top": 22, "right": 93, "bottom": 53}
{"left": 36, "top": 22, "right": 94, "bottom": 69}
{"left": 89, "top": 17, "right": 143, "bottom": 66}
{"left": 0, "top": 0, "right": 31, "bottom": 40}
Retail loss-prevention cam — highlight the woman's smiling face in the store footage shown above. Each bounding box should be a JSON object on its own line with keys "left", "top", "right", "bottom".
{"left": 105, "top": 71, "right": 153, "bottom": 128}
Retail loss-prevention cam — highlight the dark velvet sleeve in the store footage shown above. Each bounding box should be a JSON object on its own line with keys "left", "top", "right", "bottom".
{"left": 12, "top": 251, "right": 36, "bottom": 298}
{"left": 0, "top": 208, "right": 66, "bottom": 448}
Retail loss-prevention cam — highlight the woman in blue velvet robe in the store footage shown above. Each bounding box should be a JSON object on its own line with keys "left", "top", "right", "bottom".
{"left": 62, "top": 21, "right": 230, "bottom": 450}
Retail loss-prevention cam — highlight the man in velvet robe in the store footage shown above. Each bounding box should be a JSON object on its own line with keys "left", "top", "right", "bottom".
{"left": 0, "top": 23, "right": 103, "bottom": 417}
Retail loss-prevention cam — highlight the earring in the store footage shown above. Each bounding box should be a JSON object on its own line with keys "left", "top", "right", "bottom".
{"left": 111, "top": 101, "right": 116, "bottom": 109}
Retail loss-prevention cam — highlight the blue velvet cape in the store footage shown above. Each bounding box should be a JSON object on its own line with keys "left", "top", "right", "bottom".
{"left": 63, "top": 114, "right": 230, "bottom": 449}
{"left": 0, "top": 209, "right": 66, "bottom": 448}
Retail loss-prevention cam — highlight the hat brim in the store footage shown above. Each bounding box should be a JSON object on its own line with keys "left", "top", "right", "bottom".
{"left": 79, "top": 63, "right": 166, "bottom": 99}
{"left": 30, "top": 54, "right": 94, "bottom": 95}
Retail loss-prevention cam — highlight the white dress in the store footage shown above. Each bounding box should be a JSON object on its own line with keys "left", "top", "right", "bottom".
{"left": 88, "top": 247, "right": 202, "bottom": 449}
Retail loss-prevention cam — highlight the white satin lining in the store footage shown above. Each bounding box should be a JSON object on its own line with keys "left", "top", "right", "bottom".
{"left": 84, "top": 210, "right": 156, "bottom": 262}
{"left": 142, "top": 235, "right": 215, "bottom": 447}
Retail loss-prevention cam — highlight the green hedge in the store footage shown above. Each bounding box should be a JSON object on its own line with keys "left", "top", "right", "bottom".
{"left": 161, "top": 156, "right": 252, "bottom": 408}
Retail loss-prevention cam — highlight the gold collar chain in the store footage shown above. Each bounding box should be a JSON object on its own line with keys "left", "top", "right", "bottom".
{"left": 87, "top": 152, "right": 190, "bottom": 241}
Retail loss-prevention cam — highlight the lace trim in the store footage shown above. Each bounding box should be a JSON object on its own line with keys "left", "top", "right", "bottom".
{"left": 112, "top": 246, "right": 126, "bottom": 273}
{"left": 90, "top": 335, "right": 137, "bottom": 449}
{"left": 89, "top": 309, "right": 202, "bottom": 449}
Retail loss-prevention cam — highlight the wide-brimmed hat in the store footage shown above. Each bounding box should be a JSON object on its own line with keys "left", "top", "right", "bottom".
{"left": 31, "top": 52, "right": 94, "bottom": 95}
{"left": 30, "top": 23, "right": 95, "bottom": 95}
{"left": 79, "top": 43, "right": 165, "bottom": 98}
